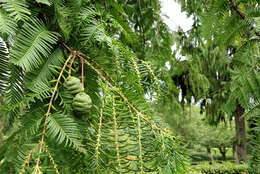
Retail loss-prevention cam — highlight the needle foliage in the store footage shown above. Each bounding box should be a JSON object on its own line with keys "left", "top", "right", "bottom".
{"left": 0, "top": 0, "right": 187, "bottom": 173}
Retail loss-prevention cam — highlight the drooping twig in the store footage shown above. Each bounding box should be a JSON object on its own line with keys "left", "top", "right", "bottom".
{"left": 19, "top": 150, "right": 33, "bottom": 174}
{"left": 62, "top": 43, "right": 72, "bottom": 52}
{"left": 62, "top": 46, "right": 167, "bottom": 133}
{"left": 43, "top": 143, "right": 60, "bottom": 174}
{"left": 78, "top": 52, "right": 115, "bottom": 83}
{"left": 68, "top": 54, "right": 76, "bottom": 77}
{"left": 78, "top": 55, "right": 163, "bottom": 131}
{"left": 81, "top": 57, "right": 84, "bottom": 89}
{"left": 138, "top": 0, "right": 145, "bottom": 52}
{"left": 34, "top": 53, "right": 74, "bottom": 174}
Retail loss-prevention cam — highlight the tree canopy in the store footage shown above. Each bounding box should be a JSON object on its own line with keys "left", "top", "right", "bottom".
{"left": 169, "top": 0, "right": 260, "bottom": 172}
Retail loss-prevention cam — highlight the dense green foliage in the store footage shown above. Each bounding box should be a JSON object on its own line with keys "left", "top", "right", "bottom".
{"left": 1, "top": 0, "right": 260, "bottom": 173}
{"left": 0, "top": 0, "right": 187, "bottom": 173}
{"left": 190, "top": 162, "right": 248, "bottom": 174}
{"left": 163, "top": 105, "right": 235, "bottom": 163}
{"left": 166, "top": 0, "right": 260, "bottom": 171}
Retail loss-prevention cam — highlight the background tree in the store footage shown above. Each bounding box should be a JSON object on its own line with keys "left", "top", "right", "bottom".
{"left": 163, "top": 106, "right": 234, "bottom": 163}
{"left": 199, "top": 122, "right": 234, "bottom": 162}
{"left": 165, "top": 0, "right": 260, "bottom": 168}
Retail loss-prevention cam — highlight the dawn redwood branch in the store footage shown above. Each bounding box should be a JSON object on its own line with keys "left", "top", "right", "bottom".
{"left": 78, "top": 54, "right": 164, "bottom": 132}
{"left": 228, "top": 0, "right": 260, "bottom": 37}
{"left": 62, "top": 44, "right": 169, "bottom": 135}
{"left": 34, "top": 53, "right": 74, "bottom": 174}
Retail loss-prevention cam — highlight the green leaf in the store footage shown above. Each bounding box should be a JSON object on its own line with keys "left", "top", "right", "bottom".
{"left": 25, "top": 48, "right": 64, "bottom": 90}
{"left": 47, "top": 113, "right": 86, "bottom": 153}
{"left": 0, "top": 9, "right": 17, "bottom": 35}
{"left": 21, "top": 107, "right": 45, "bottom": 137}
{"left": 36, "top": 0, "right": 51, "bottom": 6}
{"left": 54, "top": 1, "right": 73, "bottom": 41}
{"left": 4, "top": 65, "right": 24, "bottom": 129}
{"left": 0, "top": 39, "right": 9, "bottom": 93}
{"left": 10, "top": 19, "right": 60, "bottom": 72}
{"left": 0, "top": 0, "right": 31, "bottom": 21}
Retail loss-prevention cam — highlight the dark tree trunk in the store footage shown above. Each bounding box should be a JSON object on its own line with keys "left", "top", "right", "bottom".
{"left": 219, "top": 147, "right": 227, "bottom": 161}
{"left": 207, "top": 147, "right": 214, "bottom": 164}
{"left": 232, "top": 142, "right": 235, "bottom": 159}
{"left": 234, "top": 104, "right": 247, "bottom": 164}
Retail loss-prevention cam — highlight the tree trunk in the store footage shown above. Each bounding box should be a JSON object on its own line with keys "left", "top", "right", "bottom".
{"left": 207, "top": 147, "right": 214, "bottom": 164}
{"left": 232, "top": 142, "right": 235, "bottom": 159}
{"left": 219, "top": 147, "right": 227, "bottom": 161}
{"left": 234, "top": 104, "right": 247, "bottom": 164}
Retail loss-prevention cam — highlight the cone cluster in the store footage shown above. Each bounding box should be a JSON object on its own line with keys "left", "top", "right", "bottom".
{"left": 64, "top": 76, "right": 92, "bottom": 112}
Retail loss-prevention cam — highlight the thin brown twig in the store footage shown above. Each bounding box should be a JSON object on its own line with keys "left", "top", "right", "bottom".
{"left": 34, "top": 53, "right": 73, "bottom": 174}
{"left": 78, "top": 55, "right": 162, "bottom": 131}
{"left": 62, "top": 43, "right": 72, "bottom": 52}
{"left": 68, "top": 54, "right": 76, "bottom": 77}
{"left": 81, "top": 57, "right": 84, "bottom": 89}
{"left": 62, "top": 46, "right": 167, "bottom": 133}
{"left": 78, "top": 52, "right": 115, "bottom": 83}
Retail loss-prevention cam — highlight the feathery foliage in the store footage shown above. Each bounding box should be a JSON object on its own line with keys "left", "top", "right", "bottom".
{"left": 171, "top": 0, "right": 260, "bottom": 169}
{"left": 0, "top": 39, "right": 9, "bottom": 94}
{"left": 0, "top": 0, "right": 188, "bottom": 173}
{"left": 10, "top": 19, "right": 59, "bottom": 72}
{"left": 0, "top": 0, "right": 31, "bottom": 21}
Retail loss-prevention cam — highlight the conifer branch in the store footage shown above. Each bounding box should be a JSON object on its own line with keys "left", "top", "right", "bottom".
{"left": 19, "top": 150, "right": 32, "bottom": 174}
{"left": 78, "top": 54, "right": 163, "bottom": 132}
{"left": 79, "top": 52, "right": 116, "bottom": 83}
{"left": 34, "top": 52, "right": 74, "bottom": 174}
{"left": 141, "top": 60, "right": 161, "bottom": 103}
{"left": 95, "top": 98, "right": 104, "bottom": 168}
{"left": 44, "top": 143, "right": 60, "bottom": 174}
{"left": 131, "top": 57, "right": 143, "bottom": 89}
{"left": 136, "top": 110, "right": 144, "bottom": 172}
{"left": 112, "top": 95, "right": 122, "bottom": 173}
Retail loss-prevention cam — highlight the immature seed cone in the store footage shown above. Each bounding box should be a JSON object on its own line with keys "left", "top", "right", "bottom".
{"left": 64, "top": 76, "right": 82, "bottom": 94}
{"left": 72, "top": 92, "right": 92, "bottom": 112}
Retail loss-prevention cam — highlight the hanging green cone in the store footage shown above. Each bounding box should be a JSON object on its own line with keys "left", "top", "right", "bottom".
{"left": 72, "top": 92, "right": 92, "bottom": 112}
{"left": 64, "top": 76, "right": 82, "bottom": 94}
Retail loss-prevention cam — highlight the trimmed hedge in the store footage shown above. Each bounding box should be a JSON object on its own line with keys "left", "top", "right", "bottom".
{"left": 190, "top": 162, "right": 248, "bottom": 174}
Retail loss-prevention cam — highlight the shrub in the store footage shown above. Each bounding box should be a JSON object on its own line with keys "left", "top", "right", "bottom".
{"left": 190, "top": 162, "right": 248, "bottom": 174}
